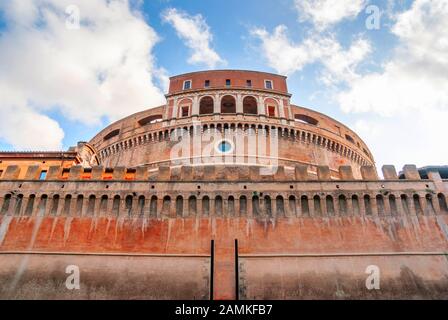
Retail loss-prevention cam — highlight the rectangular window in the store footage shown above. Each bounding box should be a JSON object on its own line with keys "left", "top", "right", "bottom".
{"left": 265, "top": 80, "right": 273, "bottom": 90}
{"left": 39, "top": 170, "right": 47, "bottom": 180}
{"left": 61, "top": 168, "right": 70, "bottom": 180}
{"left": 0, "top": 170, "right": 3, "bottom": 178}
{"left": 268, "top": 106, "right": 276, "bottom": 117}
{"left": 204, "top": 80, "right": 210, "bottom": 88}
{"left": 226, "top": 79, "right": 231, "bottom": 87}
{"left": 181, "top": 106, "right": 189, "bottom": 117}
{"left": 183, "top": 80, "right": 192, "bottom": 90}
{"left": 246, "top": 80, "right": 252, "bottom": 87}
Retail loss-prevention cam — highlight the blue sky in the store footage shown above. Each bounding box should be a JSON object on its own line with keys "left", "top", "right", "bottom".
{"left": 0, "top": 0, "right": 447, "bottom": 170}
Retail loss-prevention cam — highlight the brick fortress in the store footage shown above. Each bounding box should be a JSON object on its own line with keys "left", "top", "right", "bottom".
{"left": 0, "top": 70, "right": 447, "bottom": 299}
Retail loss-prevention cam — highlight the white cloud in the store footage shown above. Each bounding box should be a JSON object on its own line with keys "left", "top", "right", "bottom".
{"left": 162, "top": 8, "right": 225, "bottom": 68}
{"left": 338, "top": 0, "right": 448, "bottom": 167}
{"left": 250, "top": 26, "right": 314, "bottom": 75}
{"left": 295, "top": 0, "right": 368, "bottom": 30}
{"left": 251, "top": 25, "right": 370, "bottom": 78}
{"left": 0, "top": 0, "right": 165, "bottom": 150}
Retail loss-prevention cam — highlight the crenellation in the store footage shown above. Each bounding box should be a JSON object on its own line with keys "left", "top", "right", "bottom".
{"left": 47, "top": 165, "right": 62, "bottom": 180}
{"left": 1, "top": 178, "right": 446, "bottom": 219}
{"left": 68, "top": 165, "right": 83, "bottom": 180}
{"left": 91, "top": 166, "right": 104, "bottom": 180}
{"left": 0, "top": 165, "right": 20, "bottom": 180}
{"left": 112, "top": 167, "right": 126, "bottom": 180}
{"left": 339, "top": 165, "right": 354, "bottom": 180}
{"left": 403, "top": 164, "right": 421, "bottom": 180}
{"left": 360, "top": 165, "right": 378, "bottom": 180}
{"left": 382, "top": 165, "right": 399, "bottom": 180}
{"left": 317, "top": 165, "right": 331, "bottom": 180}
{"left": 23, "top": 165, "right": 41, "bottom": 180}
{"left": 294, "top": 164, "right": 309, "bottom": 181}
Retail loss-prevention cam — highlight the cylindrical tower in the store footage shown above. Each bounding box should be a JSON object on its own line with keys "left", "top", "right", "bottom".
{"left": 89, "top": 70, "right": 374, "bottom": 179}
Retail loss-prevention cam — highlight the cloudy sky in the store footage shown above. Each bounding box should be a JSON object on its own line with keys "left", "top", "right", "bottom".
{"left": 0, "top": 0, "right": 447, "bottom": 170}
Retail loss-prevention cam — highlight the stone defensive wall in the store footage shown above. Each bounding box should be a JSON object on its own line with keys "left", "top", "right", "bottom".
{"left": 0, "top": 163, "right": 448, "bottom": 299}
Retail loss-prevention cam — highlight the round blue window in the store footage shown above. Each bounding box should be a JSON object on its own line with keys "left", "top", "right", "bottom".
{"left": 217, "top": 141, "right": 232, "bottom": 153}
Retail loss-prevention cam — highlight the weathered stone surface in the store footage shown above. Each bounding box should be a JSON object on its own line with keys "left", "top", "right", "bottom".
{"left": 382, "top": 165, "right": 398, "bottom": 180}
{"left": 91, "top": 166, "right": 104, "bottom": 180}
{"left": 403, "top": 164, "right": 421, "bottom": 180}
{"left": 68, "top": 165, "right": 83, "bottom": 180}
{"left": 360, "top": 166, "right": 378, "bottom": 180}
{"left": 339, "top": 166, "right": 354, "bottom": 180}
{"left": 295, "top": 165, "right": 309, "bottom": 181}
{"left": 317, "top": 166, "right": 331, "bottom": 180}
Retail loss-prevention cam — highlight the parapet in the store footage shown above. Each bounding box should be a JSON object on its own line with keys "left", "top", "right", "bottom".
{"left": 0, "top": 164, "right": 443, "bottom": 183}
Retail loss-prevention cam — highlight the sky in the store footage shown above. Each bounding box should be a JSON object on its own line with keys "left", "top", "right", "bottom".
{"left": 0, "top": 0, "right": 447, "bottom": 171}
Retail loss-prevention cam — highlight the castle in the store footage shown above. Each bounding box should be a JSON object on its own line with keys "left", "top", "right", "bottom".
{"left": 0, "top": 70, "right": 447, "bottom": 299}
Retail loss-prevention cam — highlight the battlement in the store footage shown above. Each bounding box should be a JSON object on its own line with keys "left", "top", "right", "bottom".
{"left": 1, "top": 163, "right": 447, "bottom": 219}
{"left": 0, "top": 163, "right": 442, "bottom": 182}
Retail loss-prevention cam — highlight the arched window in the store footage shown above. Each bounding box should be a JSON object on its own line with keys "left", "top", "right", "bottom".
{"left": 202, "top": 196, "right": 210, "bottom": 216}
{"left": 189, "top": 196, "right": 197, "bottom": 216}
{"left": 138, "top": 196, "right": 145, "bottom": 217}
{"left": 63, "top": 195, "right": 72, "bottom": 216}
{"left": 87, "top": 195, "right": 96, "bottom": 216}
{"left": 13, "top": 194, "right": 23, "bottom": 216}
{"left": 425, "top": 194, "right": 435, "bottom": 215}
{"left": 25, "top": 194, "right": 36, "bottom": 216}
{"left": 364, "top": 195, "right": 372, "bottom": 215}
{"left": 199, "top": 96, "right": 214, "bottom": 115}
{"left": 125, "top": 195, "right": 133, "bottom": 216}
{"left": 352, "top": 195, "right": 360, "bottom": 215}
{"left": 100, "top": 195, "right": 108, "bottom": 215}
{"left": 221, "top": 95, "right": 236, "bottom": 114}
{"left": 37, "top": 195, "right": 48, "bottom": 216}
{"left": 301, "top": 195, "right": 309, "bottom": 216}
{"left": 243, "top": 96, "right": 258, "bottom": 115}
{"left": 326, "top": 195, "right": 335, "bottom": 216}
{"left": 376, "top": 195, "right": 385, "bottom": 215}
{"left": 345, "top": 134, "right": 355, "bottom": 144}
{"left": 176, "top": 196, "right": 184, "bottom": 217}
{"left": 113, "top": 195, "right": 120, "bottom": 216}
{"left": 289, "top": 195, "right": 297, "bottom": 216}
{"left": 215, "top": 196, "right": 223, "bottom": 216}
{"left": 228, "top": 196, "right": 235, "bottom": 216}
{"left": 389, "top": 195, "right": 398, "bottom": 216}
{"left": 50, "top": 195, "right": 60, "bottom": 216}
{"left": 252, "top": 195, "right": 260, "bottom": 216}
{"left": 313, "top": 195, "right": 322, "bottom": 216}
{"left": 438, "top": 193, "right": 448, "bottom": 214}
{"left": 413, "top": 194, "right": 423, "bottom": 215}
{"left": 138, "top": 114, "right": 163, "bottom": 126}
{"left": 239, "top": 196, "right": 247, "bottom": 216}
{"left": 103, "top": 129, "right": 120, "bottom": 141}
{"left": 401, "top": 194, "right": 410, "bottom": 215}
{"left": 76, "top": 195, "right": 84, "bottom": 216}
{"left": 162, "top": 196, "right": 171, "bottom": 216}
{"left": 294, "top": 114, "right": 319, "bottom": 126}
{"left": 339, "top": 195, "right": 347, "bottom": 215}
{"left": 1, "top": 194, "right": 11, "bottom": 215}
{"left": 150, "top": 196, "right": 158, "bottom": 217}
{"left": 276, "top": 196, "right": 285, "bottom": 216}
{"left": 264, "top": 196, "right": 272, "bottom": 217}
